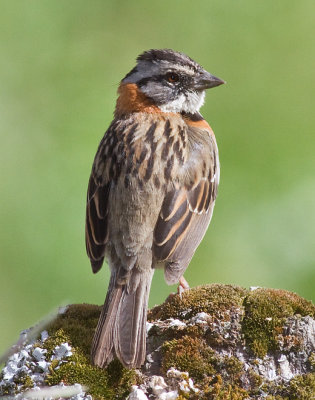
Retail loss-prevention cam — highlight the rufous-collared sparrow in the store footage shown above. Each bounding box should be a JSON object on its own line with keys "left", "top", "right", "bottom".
{"left": 85, "top": 49, "right": 225, "bottom": 368}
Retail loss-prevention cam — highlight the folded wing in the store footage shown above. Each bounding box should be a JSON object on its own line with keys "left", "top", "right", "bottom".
{"left": 153, "top": 128, "right": 219, "bottom": 284}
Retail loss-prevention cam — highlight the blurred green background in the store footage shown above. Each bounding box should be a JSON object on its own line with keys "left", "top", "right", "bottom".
{"left": 1, "top": 0, "right": 314, "bottom": 354}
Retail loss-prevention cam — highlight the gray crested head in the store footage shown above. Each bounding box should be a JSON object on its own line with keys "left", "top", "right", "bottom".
{"left": 122, "top": 49, "right": 225, "bottom": 114}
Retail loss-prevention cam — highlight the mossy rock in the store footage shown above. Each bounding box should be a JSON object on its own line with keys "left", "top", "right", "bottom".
{"left": 162, "top": 336, "right": 216, "bottom": 381}
{"left": 0, "top": 305, "right": 139, "bottom": 400}
{"left": 46, "top": 303, "right": 101, "bottom": 359}
{"left": 147, "top": 284, "right": 315, "bottom": 398}
{"left": 1, "top": 284, "right": 315, "bottom": 399}
{"left": 44, "top": 306, "right": 139, "bottom": 399}
{"left": 242, "top": 288, "right": 315, "bottom": 358}
{"left": 148, "top": 283, "right": 247, "bottom": 321}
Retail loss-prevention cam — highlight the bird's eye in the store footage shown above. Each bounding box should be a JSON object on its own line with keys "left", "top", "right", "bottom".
{"left": 167, "top": 73, "right": 179, "bottom": 83}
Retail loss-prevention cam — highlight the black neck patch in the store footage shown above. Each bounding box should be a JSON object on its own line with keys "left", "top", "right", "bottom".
{"left": 181, "top": 111, "right": 204, "bottom": 121}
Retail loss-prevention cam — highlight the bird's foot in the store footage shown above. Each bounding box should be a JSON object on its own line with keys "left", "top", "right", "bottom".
{"left": 177, "top": 276, "right": 190, "bottom": 297}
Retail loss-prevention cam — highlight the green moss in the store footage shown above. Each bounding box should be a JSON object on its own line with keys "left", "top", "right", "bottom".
{"left": 242, "top": 288, "right": 315, "bottom": 358}
{"left": 0, "top": 384, "right": 14, "bottom": 396}
{"left": 160, "top": 330, "right": 250, "bottom": 397}
{"left": 203, "top": 375, "right": 249, "bottom": 400}
{"left": 43, "top": 307, "right": 138, "bottom": 400}
{"left": 19, "top": 374, "right": 35, "bottom": 391}
{"left": 7, "top": 370, "right": 35, "bottom": 395}
{"left": 264, "top": 373, "right": 315, "bottom": 399}
{"left": 43, "top": 328, "right": 111, "bottom": 399}
{"left": 212, "top": 385, "right": 249, "bottom": 400}
{"left": 46, "top": 304, "right": 101, "bottom": 359}
{"left": 41, "top": 328, "right": 72, "bottom": 358}
{"left": 149, "top": 284, "right": 247, "bottom": 321}
{"left": 162, "top": 336, "right": 216, "bottom": 382}
{"left": 308, "top": 353, "right": 315, "bottom": 371}
{"left": 247, "top": 369, "right": 263, "bottom": 395}
{"left": 285, "top": 373, "right": 315, "bottom": 399}
{"left": 106, "top": 359, "right": 140, "bottom": 398}
{"left": 46, "top": 358, "right": 115, "bottom": 399}
{"left": 221, "top": 356, "right": 243, "bottom": 383}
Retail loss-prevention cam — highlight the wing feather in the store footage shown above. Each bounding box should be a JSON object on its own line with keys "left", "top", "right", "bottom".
{"left": 153, "top": 181, "right": 213, "bottom": 264}
{"left": 85, "top": 177, "right": 110, "bottom": 273}
{"left": 154, "top": 193, "right": 189, "bottom": 246}
{"left": 85, "top": 123, "right": 117, "bottom": 273}
{"left": 160, "top": 190, "right": 187, "bottom": 221}
{"left": 153, "top": 125, "right": 219, "bottom": 283}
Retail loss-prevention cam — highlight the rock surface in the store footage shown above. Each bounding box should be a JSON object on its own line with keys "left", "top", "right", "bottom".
{"left": 1, "top": 284, "right": 315, "bottom": 399}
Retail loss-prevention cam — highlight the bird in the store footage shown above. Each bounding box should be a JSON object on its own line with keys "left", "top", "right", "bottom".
{"left": 85, "top": 49, "right": 225, "bottom": 369}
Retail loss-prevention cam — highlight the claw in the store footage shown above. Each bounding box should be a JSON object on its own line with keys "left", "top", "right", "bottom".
{"left": 177, "top": 276, "right": 190, "bottom": 297}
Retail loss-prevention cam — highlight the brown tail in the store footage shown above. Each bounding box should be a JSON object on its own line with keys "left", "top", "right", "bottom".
{"left": 91, "top": 268, "right": 154, "bottom": 368}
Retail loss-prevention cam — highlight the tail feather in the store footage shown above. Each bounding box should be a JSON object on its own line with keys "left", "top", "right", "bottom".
{"left": 91, "top": 268, "right": 154, "bottom": 368}
{"left": 91, "top": 273, "right": 122, "bottom": 366}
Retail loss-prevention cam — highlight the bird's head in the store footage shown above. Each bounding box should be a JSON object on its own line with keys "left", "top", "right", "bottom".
{"left": 115, "top": 49, "right": 225, "bottom": 116}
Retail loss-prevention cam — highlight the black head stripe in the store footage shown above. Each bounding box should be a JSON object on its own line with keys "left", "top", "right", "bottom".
{"left": 137, "top": 49, "right": 201, "bottom": 73}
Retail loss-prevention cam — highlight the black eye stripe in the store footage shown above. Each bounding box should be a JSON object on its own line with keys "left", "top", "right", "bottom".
{"left": 137, "top": 73, "right": 194, "bottom": 89}
{"left": 137, "top": 74, "right": 173, "bottom": 87}
{"left": 137, "top": 73, "right": 181, "bottom": 88}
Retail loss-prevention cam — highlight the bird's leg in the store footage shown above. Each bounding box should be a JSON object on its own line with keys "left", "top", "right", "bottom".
{"left": 177, "top": 276, "right": 190, "bottom": 297}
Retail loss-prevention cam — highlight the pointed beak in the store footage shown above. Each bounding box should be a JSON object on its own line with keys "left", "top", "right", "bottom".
{"left": 193, "top": 70, "right": 225, "bottom": 91}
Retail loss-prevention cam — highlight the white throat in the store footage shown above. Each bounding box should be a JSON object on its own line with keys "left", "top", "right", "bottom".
{"left": 158, "top": 91, "right": 205, "bottom": 113}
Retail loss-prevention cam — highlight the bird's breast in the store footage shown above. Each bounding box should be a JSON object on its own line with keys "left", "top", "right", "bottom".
{"left": 107, "top": 114, "right": 190, "bottom": 191}
{"left": 94, "top": 112, "right": 217, "bottom": 194}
